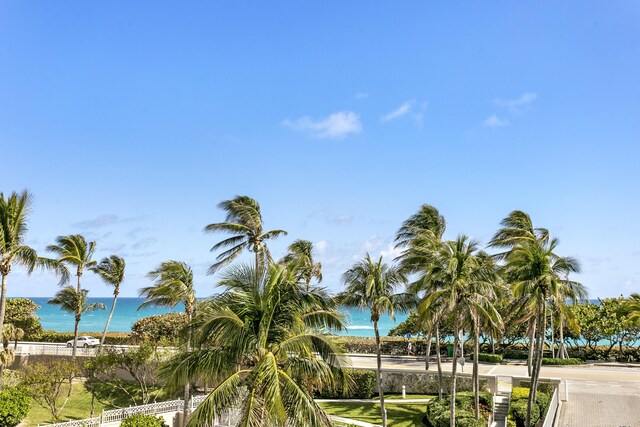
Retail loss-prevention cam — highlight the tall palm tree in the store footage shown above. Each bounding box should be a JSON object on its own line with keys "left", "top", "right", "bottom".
{"left": 279, "top": 239, "right": 322, "bottom": 288}
{"left": 48, "top": 286, "right": 105, "bottom": 359}
{"left": 160, "top": 263, "right": 349, "bottom": 427}
{"left": 395, "top": 204, "right": 447, "bottom": 372}
{"left": 490, "top": 211, "right": 583, "bottom": 427}
{"left": 47, "top": 234, "right": 97, "bottom": 354}
{"left": 624, "top": 293, "right": 640, "bottom": 326}
{"left": 421, "top": 236, "right": 502, "bottom": 425}
{"left": 204, "top": 196, "right": 287, "bottom": 273}
{"left": 90, "top": 255, "right": 126, "bottom": 349}
{"left": 139, "top": 261, "right": 195, "bottom": 424}
{"left": 0, "top": 190, "right": 67, "bottom": 342}
{"left": 338, "top": 254, "right": 414, "bottom": 427}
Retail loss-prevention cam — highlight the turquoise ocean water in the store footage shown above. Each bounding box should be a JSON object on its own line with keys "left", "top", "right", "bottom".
{"left": 28, "top": 297, "right": 406, "bottom": 337}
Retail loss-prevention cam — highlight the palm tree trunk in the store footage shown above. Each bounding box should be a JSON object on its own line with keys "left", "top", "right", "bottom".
{"left": 450, "top": 313, "right": 460, "bottom": 427}
{"left": 182, "top": 305, "right": 193, "bottom": 426}
{"left": 425, "top": 328, "right": 432, "bottom": 370}
{"left": 550, "top": 308, "right": 555, "bottom": 358}
{"left": 473, "top": 316, "right": 480, "bottom": 420}
{"left": 0, "top": 273, "right": 7, "bottom": 344}
{"left": 99, "top": 291, "right": 119, "bottom": 350}
{"left": 526, "top": 304, "right": 546, "bottom": 427}
{"left": 527, "top": 317, "right": 536, "bottom": 377}
{"left": 374, "top": 319, "right": 387, "bottom": 427}
{"left": 435, "top": 324, "right": 443, "bottom": 400}
{"left": 72, "top": 314, "right": 80, "bottom": 360}
{"left": 559, "top": 316, "right": 566, "bottom": 359}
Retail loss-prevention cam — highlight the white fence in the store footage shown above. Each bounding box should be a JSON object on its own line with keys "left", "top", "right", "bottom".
{"left": 40, "top": 396, "right": 240, "bottom": 427}
{"left": 542, "top": 387, "right": 559, "bottom": 427}
{"left": 19, "top": 344, "right": 99, "bottom": 357}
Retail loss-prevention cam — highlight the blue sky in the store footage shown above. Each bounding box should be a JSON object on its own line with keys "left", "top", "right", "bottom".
{"left": 1, "top": 2, "right": 639, "bottom": 298}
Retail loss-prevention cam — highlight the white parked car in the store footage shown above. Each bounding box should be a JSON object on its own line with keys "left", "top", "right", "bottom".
{"left": 66, "top": 336, "right": 100, "bottom": 348}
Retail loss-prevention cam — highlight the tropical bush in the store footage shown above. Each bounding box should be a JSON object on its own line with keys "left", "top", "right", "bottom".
{"left": 120, "top": 414, "right": 168, "bottom": 427}
{"left": 477, "top": 353, "right": 502, "bottom": 363}
{"left": 315, "top": 369, "right": 376, "bottom": 399}
{"left": 130, "top": 313, "right": 187, "bottom": 345}
{"left": 425, "top": 392, "right": 490, "bottom": 427}
{"left": 0, "top": 387, "right": 30, "bottom": 427}
{"left": 541, "top": 357, "right": 583, "bottom": 365}
{"left": 507, "top": 386, "right": 551, "bottom": 427}
{"left": 5, "top": 298, "right": 42, "bottom": 341}
{"left": 509, "top": 399, "right": 540, "bottom": 427}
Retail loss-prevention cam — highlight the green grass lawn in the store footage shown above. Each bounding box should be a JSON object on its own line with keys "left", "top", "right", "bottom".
{"left": 319, "top": 400, "right": 429, "bottom": 427}
{"left": 24, "top": 382, "right": 106, "bottom": 426}
{"left": 24, "top": 380, "right": 171, "bottom": 426}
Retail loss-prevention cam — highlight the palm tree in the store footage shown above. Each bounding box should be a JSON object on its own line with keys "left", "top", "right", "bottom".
{"left": 624, "top": 293, "right": 640, "bottom": 326}
{"left": 139, "top": 261, "right": 195, "bottom": 424}
{"left": 47, "top": 234, "right": 97, "bottom": 354}
{"left": 421, "top": 236, "right": 502, "bottom": 425}
{"left": 160, "top": 263, "right": 349, "bottom": 427}
{"left": 279, "top": 239, "right": 322, "bottom": 288}
{"left": 204, "top": 196, "right": 287, "bottom": 272}
{"left": 48, "top": 286, "right": 105, "bottom": 359}
{"left": 90, "top": 255, "right": 126, "bottom": 349}
{"left": 0, "top": 190, "right": 67, "bottom": 342}
{"left": 395, "top": 204, "right": 446, "bottom": 372}
{"left": 338, "top": 254, "right": 414, "bottom": 427}
{"left": 490, "top": 211, "right": 582, "bottom": 427}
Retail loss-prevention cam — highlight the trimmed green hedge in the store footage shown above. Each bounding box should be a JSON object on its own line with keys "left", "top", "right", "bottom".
{"left": 541, "top": 357, "right": 583, "bottom": 365}
{"left": 36, "top": 330, "right": 131, "bottom": 345}
{"left": 478, "top": 353, "right": 503, "bottom": 364}
{"left": 0, "top": 387, "right": 31, "bottom": 427}
{"left": 120, "top": 414, "right": 168, "bottom": 427}
{"left": 315, "top": 369, "right": 376, "bottom": 399}
{"left": 507, "top": 386, "right": 551, "bottom": 427}
{"left": 425, "top": 392, "right": 490, "bottom": 427}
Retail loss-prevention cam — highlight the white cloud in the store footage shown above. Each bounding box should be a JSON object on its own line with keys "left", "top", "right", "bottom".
{"left": 381, "top": 100, "right": 415, "bottom": 122}
{"left": 282, "top": 111, "right": 362, "bottom": 139}
{"left": 362, "top": 235, "right": 385, "bottom": 253}
{"left": 315, "top": 240, "right": 328, "bottom": 254}
{"left": 354, "top": 92, "right": 368, "bottom": 99}
{"left": 495, "top": 92, "right": 538, "bottom": 114}
{"left": 483, "top": 115, "right": 509, "bottom": 128}
{"left": 380, "top": 244, "right": 403, "bottom": 262}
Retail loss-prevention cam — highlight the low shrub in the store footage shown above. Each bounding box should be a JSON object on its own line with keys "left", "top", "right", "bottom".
{"left": 536, "top": 391, "right": 551, "bottom": 417}
{"left": 541, "top": 357, "right": 583, "bottom": 365}
{"left": 316, "top": 369, "right": 376, "bottom": 399}
{"left": 511, "top": 387, "right": 529, "bottom": 401}
{"left": 37, "top": 330, "right": 131, "bottom": 345}
{"left": 478, "top": 353, "right": 503, "bottom": 364}
{"left": 0, "top": 387, "right": 31, "bottom": 427}
{"left": 425, "top": 395, "right": 489, "bottom": 427}
{"left": 503, "top": 350, "right": 528, "bottom": 360}
{"left": 509, "top": 399, "right": 540, "bottom": 427}
{"left": 130, "top": 313, "right": 187, "bottom": 345}
{"left": 120, "top": 414, "right": 168, "bottom": 427}
{"left": 506, "top": 419, "right": 517, "bottom": 427}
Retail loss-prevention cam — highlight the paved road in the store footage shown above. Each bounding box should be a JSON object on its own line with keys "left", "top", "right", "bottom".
{"left": 349, "top": 355, "right": 640, "bottom": 427}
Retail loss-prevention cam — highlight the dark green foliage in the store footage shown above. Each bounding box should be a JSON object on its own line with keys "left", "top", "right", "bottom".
{"left": 478, "top": 353, "right": 503, "bottom": 363}
{"left": 503, "top": 350, "right": 528, "bottom": 359}
{"left": 509, "top": 399, "right": 540, "bottom": 427}
{"left": 120, "top": 414, "right": 168, "bottom": 427}
{"left": 425, "top": 393, "right": 489, "bottom": 427}
{"left": 316, "top": 369, "right": 376, "bottom": 399}
{"left": 0, "top": 387, "right": 30, "bottom": 427}
{"left": 536, "top": 391, "right": 551, "bottom": 417}
{"left": 130, "top": 313, "right": 187, "bottom": 345}
{"left": 37, "top": 330, "right": 131, "bottom": 345}
{"left": 541, "top": 357, "right": 582, "bottom": 365}
{"left": 5, "top": 298, "right": 42, "bottom": 340}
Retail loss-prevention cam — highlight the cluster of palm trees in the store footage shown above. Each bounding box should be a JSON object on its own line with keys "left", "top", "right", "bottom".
{"left": 0, "top": 190, "right": 592, "bottom": 427}
{"left": 0, "top": 191, "right": 126, "bottom": 362}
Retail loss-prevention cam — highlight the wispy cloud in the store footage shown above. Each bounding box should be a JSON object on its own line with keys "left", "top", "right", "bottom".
{"left": 483, "top": 115, "right": 509, "bottom": 128}
{"left": 495, "top": 92, "right": 538, "bottom": 114}
{"left": 132, "top": 237, "right": 157, "bottom": 250}
{"left": 381, "top": 100, "right": 427, "bottom": 127}
{"left": 73, "top": 215, "right": 119, "bottom": 229}
{"left": 381, "top": 100, "right": 415, "bottom": 122}
{"left": 354, "top": 92, "right": 368, "bottom": 99}
{"left": 73, "top": 214, "right": 151, "bottom": 230}
{"left": 282, "top": 111, "right": 362, "bottom": 139}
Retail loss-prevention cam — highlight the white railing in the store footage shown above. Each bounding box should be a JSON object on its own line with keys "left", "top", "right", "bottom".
{"left": 19, "top": 344, "right": 99, "bottom": 357}
{"left": 542, "top": 387, "right": 559, "bottom": 427}
{"left": 40, "top": 396, "right": 240, "bottom": 427}
{"left": 101, "top": 399, "right": 184, "bottom": 423}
